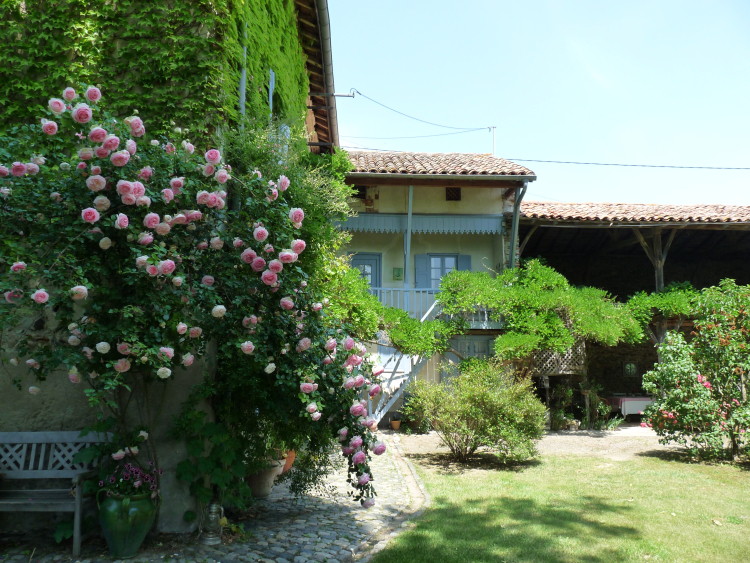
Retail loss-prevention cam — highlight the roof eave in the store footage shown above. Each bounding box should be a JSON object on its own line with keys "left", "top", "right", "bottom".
{"left": 346, "top": 172, "right": 537, "bottom": 183}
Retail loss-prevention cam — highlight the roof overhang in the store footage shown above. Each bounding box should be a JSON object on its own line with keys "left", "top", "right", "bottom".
{"left": 295, "top": 0, "right": 339, "bottom": 153}
{"left": 346, "top": 172, "right": 536, "bottom": 187}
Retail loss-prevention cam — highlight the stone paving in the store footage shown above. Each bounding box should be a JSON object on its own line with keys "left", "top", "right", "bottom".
{"left": 0, "top": 433, "right": 428, "bottom": 563}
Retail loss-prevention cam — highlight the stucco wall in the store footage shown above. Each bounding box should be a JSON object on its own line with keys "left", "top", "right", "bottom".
{"left": 369, "top": 185, "right": 506, "bottom": 215}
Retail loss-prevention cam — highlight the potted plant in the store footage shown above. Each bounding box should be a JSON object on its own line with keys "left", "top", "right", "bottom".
{"left": 97, "top": 459, "right": 161, "bottom": 558}
{"left": 390, "top": 412, "right": 402, "bottom": 430}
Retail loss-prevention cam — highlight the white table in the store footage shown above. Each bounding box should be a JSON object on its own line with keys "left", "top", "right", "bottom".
{"left": 609, "top": 397, "right": 653, "bottom": 416}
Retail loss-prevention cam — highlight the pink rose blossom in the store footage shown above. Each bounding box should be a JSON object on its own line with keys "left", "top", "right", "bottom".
{"left": 103, "top": 135, "right": 120, "bottom": 151}
{"left": 362, "top": 498, "right": 375, "bottom": 509}
{"left": 258, "top": 271, "right": 277, "bottom": 289}
{"left": 204, "top": 149, "right": 221, "bottom": 164}
{"left": 135, "top": 256, "right": 149, "bottom": 268}
{"left": 268, "top": 259, "right": 283, "bottom": 273}
{"left": 165, "top": 143, "right": 175, "bottom": 154}
{"left": 352, "top": 451, "right": 366, "bottom": 465}
{"left": 253, "top": 226, "right": 268, "bottom": 242}
{"left": 110, "top": 150, "right": 130, "bottom": 167}
{"left": 88, "top": 127, "right": 107, "bottom": 143}
{"left": 138, "top": 166, "right": 152, "bottom": 180}
{"left": 240, "top": 341, "right": 255, "bottom": 354}
{"left": 210, "top": 237, "right": 223, "bottom": 250}
{"left": 68, "top": 371, "right": 81, "bottom": 384}
{"left": 121, "top": 194, "right": 137, "bottom": 206}
{"left": 126, "top": 139, "right": 137, "bottom": 154}
{"left": 94, "top": 195, "right": 112, "bottom": 211}
{"left": 349, "top": 402, "right": 367, "bottom": 417}
{"left": 280, "top": 297, "right": 295, "bottom": 310}
{"left": 251, "top": 257, "right": 267, "bottom": 272}
{"left": 62, "top": 87, "right": 77, "bottom": 101}
{"left": 368, "top": 384, "right": 382, "bottom": 397}
{"left": 81, "top": 207, "right": 100, "bottom": 223}
{"left": 278, "top": 250, "right": 298, "bottom": 264}
{"left": 306, "top": 402, "right": 318, "bottom": 413}
{"left": 196, "top": 241, "right": 209, "bottom": 250}
{"left": 372, "top": 442, "right": 386, "bottom": 455}
{"left": 69, "top": 285, "right": 88, "bottom": 300}
{"left": 41, "top": 118, "right": 58, "bottom": 135}
{"left": 25, "top": 162, "right": 39, "bottom": 175}
{"left": 176, "top": 322, "right": 188, "bottom": 335}
{"left": 85, "top": 86, "right": 102, "bottom": 102}
{"left": 349, "top": 436, "right": 364, "bottom": 449}
{"left": 48, "top": 98, "right": 66, "bottom": 113}
{"left": 324, "top": 338, "right": 337, "bottom": 351}
{"left": 214, "top": 169, "right": 230, "bottom": 183}
{"left": 90, "top": 165, "right": 101, "bottom": 174}
{"left": 114, "top": 358, "right": 131, "bottom": 373}
{"left": 143, "top": 213, "right": 160, "bottom": 229}
{"left": 127, "top": 116, "right": 145, "bottom": 137}
{"left": 136, "top": 196, "right": 151, "bottom": 207}
{"left": 78, "top": 147, "right": 95, "bottom": 160}
{"left": 358, "top": 473, "right": 371, "bottom": 486}
{"left": 300, "top": 382, "right": 315, "bottom": 393}
{"left": 155, "top": 222, "right": 171, "bottom": 235}
{"left": 343, "top": 377, "right": 356, "bottom": 390}
{"left": 343, "top": 337, "right": 355, "bottom": 351}
{"left": 71, "top": 103, "right": 92, "bottom": 124}
{"left": 338, "top": 427, "right": 349, "bottom": 440}
{"left": 311, "top": 412, "right": 322, "bottom": 421}
{"left": 189, "top": 327, "right": 203, "bottom": 339}
{"left": 182, "top": 353, "right": 195, "bottom": 367}
{"left": 116, "top": 180, "right": 133, "bottom": 196}
{"left": 264, "top": 244, "right": 275, "bottom": 253}
{"left": 169, "top": 177, "right": 185, "bottom": 191}
{"left": 182, "top": 141, "right": 195, "bottom": 154}
{"left": 291, "top": 239, "right": 307, "bottom": 254}
{"left": 11, "top": 162, "right": 27, "bottom": 176}
{"left": 158, "top": 260, "right": 176, "bottom": 275}
{"left": 159, "top": 346, "right": 175, "bottom": 360}
{"left": 10, "top": 262, "right": 26, "bottom": 272}
{"left": 95, "top": 146, "right": 110, "bottom": 159}
{"left": 132, "top": 182, "right": 146, "bottom": 197}
{"left": 146, "top": 265, "right": 158, "bottom": 276}
{"left": 31, "top": 289, "right": 49, "bottom": 304}
{"left": 278, "top": 175, "right": 290, "bottom": 191}
{"left": 289, "top": 208, "right": 304, "bottom": 223}
{"left": 201, "top": 275, "right": 215, "bottom": 286}
{"left": 114, "top": 213, "right": 129, "bottom": 229}
{"left": 0, "top": 166, "right": 8, "bottom": 177}
{"left": 266, "top": 188, "right": 278, "bottom": 202}
{"left": 117, "top": 343, "right": 131, "bottom": 355}
{"left": 137, "top": 232, "right": 154, "bottom": 245}
{"left": 161, "top": 188, "right": 174, "bottom": 203}
{"left": 296, "top": 337, "right": 312, "bottom": 352}
{"left": 196, "top": 191, "right": 210, "bottom": 205}
{"left": 312, "top": 302, "right": 323, "bottom": 312}
{"left": 240, "top": 248, "right": 257, "bottom": 264}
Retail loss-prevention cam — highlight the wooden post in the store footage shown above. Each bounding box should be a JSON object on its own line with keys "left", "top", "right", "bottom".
{"left": 632, "top": 228, "right": 677, "bottom": 292}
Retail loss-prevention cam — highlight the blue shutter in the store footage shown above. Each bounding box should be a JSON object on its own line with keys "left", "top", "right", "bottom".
{"left": 457, "top": 254, "right": 472, "bottom": 271}
{"left": 415, "top": 254, "right": 430, "bottom": 288}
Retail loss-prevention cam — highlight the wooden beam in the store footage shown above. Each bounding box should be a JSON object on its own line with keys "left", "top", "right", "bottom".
{"left": 519, "top": 225, "right": 538, "bottom": 256}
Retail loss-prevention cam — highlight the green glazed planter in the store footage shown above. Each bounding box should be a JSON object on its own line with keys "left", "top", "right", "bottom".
{"left": 98, "top": 492, "right": 157, "bottom": 559}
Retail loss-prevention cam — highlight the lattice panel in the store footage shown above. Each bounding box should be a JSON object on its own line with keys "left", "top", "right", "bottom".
{"left": 0, "top": 443, "right": 26, "bottom": 471}
{"left": 531, "top": 339, "right": 586, "bottom": 376}
{"left": 49, "top": 442, "right": 88, "bottom": 471}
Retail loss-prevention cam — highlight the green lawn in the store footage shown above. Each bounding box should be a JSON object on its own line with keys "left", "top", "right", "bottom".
{"left": 372, "top": 453, "right": 750, "bottom": 563}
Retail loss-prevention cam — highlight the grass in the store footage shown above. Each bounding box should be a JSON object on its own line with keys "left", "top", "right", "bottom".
{"left": 371, "top": 451, "right": 750, "bottom": 563}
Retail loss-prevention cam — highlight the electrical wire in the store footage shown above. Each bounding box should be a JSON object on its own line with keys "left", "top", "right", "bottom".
{"left": 505, "top": 158, "right": 750, "bottom": 170}
{"left": 341, "top": 128, "right": 486, "bottom": 140}
{"left": 350, "top": 88, "right": 490, "bottom": 131}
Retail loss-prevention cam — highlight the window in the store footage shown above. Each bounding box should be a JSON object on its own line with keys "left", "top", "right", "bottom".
{"left": 445, "top": 187, "right": 461, "bottom": 201}
{"left": 429, "top": 255, "right": 457, "bottom": 289}
{"left": 353, "top": 185, "right": 368, "bottom": 200}
{"left": 351, "top": 253, "right": 381, "bottom": 287}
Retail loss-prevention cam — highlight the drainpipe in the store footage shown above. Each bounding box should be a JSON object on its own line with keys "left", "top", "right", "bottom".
{"left": 508, "top": 182, "right": 528, "bottom": 269}
{"left": 314, "top": 0, "right": 339, "bottom": 149}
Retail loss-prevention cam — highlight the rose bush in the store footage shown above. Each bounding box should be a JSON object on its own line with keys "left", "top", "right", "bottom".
{"left": 0, "top": 85, "right": 383, "bottom": 508}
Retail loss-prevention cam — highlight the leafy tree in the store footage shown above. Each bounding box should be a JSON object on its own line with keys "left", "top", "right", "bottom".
{"left": 642, "top": 279, "right": 750, "bottom": 459}
{"left": 627, "top": 282, "right": 697, "bottom": 353}
{"left": 438, "top": 260, "right": 640, "bottom": 375}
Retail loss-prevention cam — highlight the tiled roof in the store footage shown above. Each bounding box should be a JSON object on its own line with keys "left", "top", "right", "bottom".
{"left": 347, "top": 151, "right": 535, "bottom": 177}
{"left": 521, "top": 201, "right": 750, "bottom": 223}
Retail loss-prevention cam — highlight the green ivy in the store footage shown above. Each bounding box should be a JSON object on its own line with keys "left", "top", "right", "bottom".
{"left": 0, "top": 0, "right": 309, "bottom": 138}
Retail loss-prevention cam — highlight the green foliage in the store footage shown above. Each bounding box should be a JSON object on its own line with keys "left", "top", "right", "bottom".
{"left": 0, "top": 0, "right": 309, "bottom": 138}
{"left": 438, "top": 260, "right": 639, "bottom": 368}
{"left": 627, "top": 282, "right": 697, "bottom": 344}
{"left": 643, "top": 279, "right": 750, "bottom": 460}
{"left": 405, "top": 359, "right": 546, "bottom": 462}
{"left": 382, "top": 307, "right": 452, "bottom": 357}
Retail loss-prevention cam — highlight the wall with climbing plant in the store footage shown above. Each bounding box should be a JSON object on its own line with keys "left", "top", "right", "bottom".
{"left": 0, "top": 0, "right": 310, "bottom": 138}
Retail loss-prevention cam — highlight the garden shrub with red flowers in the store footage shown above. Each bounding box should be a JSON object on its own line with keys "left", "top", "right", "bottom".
{"left": 0, "top": 85, "right": 386, "bottom": 509}
{"left": 642, "top": 279, "right": 750, "bottom": 460}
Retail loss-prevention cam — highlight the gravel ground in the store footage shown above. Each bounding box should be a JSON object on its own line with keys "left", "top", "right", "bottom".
{"left": 394, "top": 423, "right": 683, "bottom": 462}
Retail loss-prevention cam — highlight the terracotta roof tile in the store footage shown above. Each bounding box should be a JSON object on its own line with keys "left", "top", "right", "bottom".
{"left": 521, "top": 201, "right": 750, "bottom": 223}
{"left": 347, "top": 150, "right": 535, "bottom": 177}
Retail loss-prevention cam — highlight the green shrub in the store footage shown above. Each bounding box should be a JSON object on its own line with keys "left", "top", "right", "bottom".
{"left": 405, "top": 359, "right": 546, "bottom": 462}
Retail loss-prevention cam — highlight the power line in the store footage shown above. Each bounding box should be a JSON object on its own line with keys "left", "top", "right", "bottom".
{"left": 506, "top": 158, "right": 750, "bottom": 171}
{"left": 350, "top": 88, "right": 491, "bottom": 131}
{"left": 341, "top": 128, "right": 486, "bottom": 140}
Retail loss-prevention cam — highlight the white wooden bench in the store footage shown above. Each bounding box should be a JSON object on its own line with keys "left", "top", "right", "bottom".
{"left": 0, "top": 431, "right": 109, "bottom": 557}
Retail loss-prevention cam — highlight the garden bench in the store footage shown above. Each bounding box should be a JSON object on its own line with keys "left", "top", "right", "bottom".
{"left": 0, "top": 431, "right": 109, "bottom": 557}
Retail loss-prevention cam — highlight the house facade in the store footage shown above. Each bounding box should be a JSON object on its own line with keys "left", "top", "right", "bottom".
{"left": 339, "top": 151, "right": 536, "bottom": 419}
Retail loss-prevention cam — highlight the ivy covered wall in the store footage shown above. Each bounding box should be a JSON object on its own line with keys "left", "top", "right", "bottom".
{"left": 0, "top": 0, "right": 310, "bottom": 136}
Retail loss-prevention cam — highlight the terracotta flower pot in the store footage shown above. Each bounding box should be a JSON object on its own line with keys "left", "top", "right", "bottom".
{"left": 390, "top": 420, "right": 401, "bottom": 430}
{"left": 281, "top": 450, "right": 296, "bottom": 474}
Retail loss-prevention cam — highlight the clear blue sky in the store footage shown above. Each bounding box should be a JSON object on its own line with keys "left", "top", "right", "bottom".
{"left": 328, "top": 0, "right": 750, "bottom": 205}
